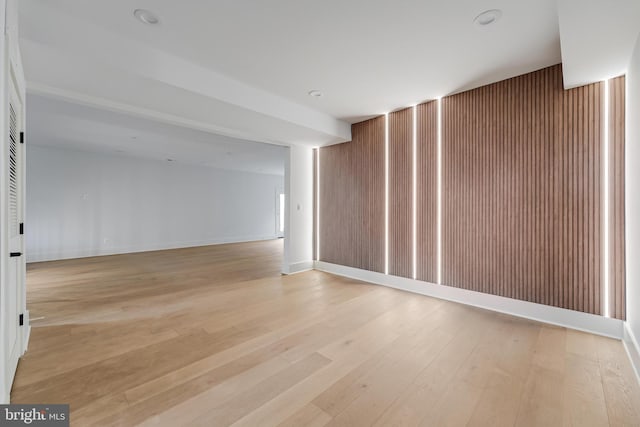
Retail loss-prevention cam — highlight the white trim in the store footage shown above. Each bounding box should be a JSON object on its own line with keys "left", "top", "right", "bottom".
{"left": 27, "top": 236, "right": 281, "bottom": 263}
{"left": 23, "top": 324, "right": 30, "bottom": 354}
{"left": 623, "top": 323, "right": 640, "bottom": 384}
{"left": 21, "top": 309, "right": 29, "bottom": 355}
{"left": 314, "top": 261, "right": 624, "bottom": 339}
{"left": 282, "top": 261, "right": 314, "bottom": 275}
{"left": 0, "top": 391, "right": 7, "bottom": 405}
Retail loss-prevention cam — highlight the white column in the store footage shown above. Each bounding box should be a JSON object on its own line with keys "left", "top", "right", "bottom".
{"left": 282, "top": 145, "right": 314, "bottom": 274}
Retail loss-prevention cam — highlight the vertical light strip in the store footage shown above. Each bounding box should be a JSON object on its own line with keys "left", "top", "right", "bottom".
{"left": 316, "top": 148, "right": 320, "bottom": 261}
{"left": 384, "top": 113, "right": 390, "bottom": 275}
{"left": 437, "top": 98, "right": 443, "bottom": 285}
{"left": 603, "top": 79, "right": 610, "bottom": 318}
{"left": 412, "top": 105, "right": 418, "bottom": 279}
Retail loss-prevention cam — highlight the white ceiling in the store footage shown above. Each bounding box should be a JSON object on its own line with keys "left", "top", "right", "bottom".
{"left": 27, "top": 94, "right": 287, "bottom": 176}
{"left": 19, "top": 0, "right": 351, "bottom": 148}
{"left": 19, "top": 0, "right": 564, "bottom": 146}
{"left": 22, "top": 0, "right": 562, "bottom": 121}
{"left": 18, "top": 0, "right": 640, "bottom": 152}
{"left": 559, "top": 0, "right": 640, "bottom": 88}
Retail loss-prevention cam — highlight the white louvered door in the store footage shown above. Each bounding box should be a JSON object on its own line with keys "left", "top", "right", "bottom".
{"left": 3, "top": 57, "right": 24, "bottom": 395}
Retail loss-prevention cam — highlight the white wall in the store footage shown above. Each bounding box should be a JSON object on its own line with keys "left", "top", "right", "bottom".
{"left": 282, "top": 145, "right": 313, "bottom": 274}
{"left": 626, "top": 31, "right": 640, "bottom": 374}
{"left": 26, "top": 145, "right": 284, "bottom": 262}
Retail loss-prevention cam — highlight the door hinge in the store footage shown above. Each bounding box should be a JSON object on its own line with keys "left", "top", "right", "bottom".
{"left": 20, "top": 132, "right": 24, "bottom": 144}
{"left": 19, "top": 222, "right": 24, "bottom": 235}
{"left": 19, "top": 314, "right": 24, "bottom": 326}
{"left": 10, "top": 252, "right": 22, "bottom": 257}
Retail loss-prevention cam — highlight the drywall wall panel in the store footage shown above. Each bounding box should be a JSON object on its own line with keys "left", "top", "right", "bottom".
{"left": 26, "top": 145, "right": 284, "bottom": 262}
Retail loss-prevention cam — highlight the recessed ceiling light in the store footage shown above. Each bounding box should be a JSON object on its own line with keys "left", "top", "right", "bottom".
{"left": 134, "top": 9, "right": 159, "bottom": 25}
{"left": 473, "top": 9, "right": 502, "bottom": 28}
{"left": 308, "top": 90, "right": 323, "bottom": 98}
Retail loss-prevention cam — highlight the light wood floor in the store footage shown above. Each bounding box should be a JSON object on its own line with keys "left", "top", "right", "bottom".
{"left": 12, "top": 240, "right": 640, "bottom": 426}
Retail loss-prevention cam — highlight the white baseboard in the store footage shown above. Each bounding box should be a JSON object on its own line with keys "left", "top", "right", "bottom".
{"left": 282, "top": 261, "right": 314, "bottom": 275}
{"left": 314, "top": 261, "right": 624, "bottom": 339}
{"left": 623, "top": 323, "right": 640, "bottom": 383}
{"left": 23, "top": 325, "right": 31, "bottom": 353}
{"left": 22, "top": 309, "right": 31, "bottom": 355}
{"left": 26, "top": 235, "right": 280, "bottom": 263}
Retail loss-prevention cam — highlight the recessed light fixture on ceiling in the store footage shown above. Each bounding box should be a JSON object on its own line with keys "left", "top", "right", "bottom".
{"left": 134, "top": 9, "right": 159, "bottom": 25}
{"left": 473, "top": 9, "right": 502, "bottom": 28}
{"left": 308, "top": 90, "right": 323, "bottom": 98}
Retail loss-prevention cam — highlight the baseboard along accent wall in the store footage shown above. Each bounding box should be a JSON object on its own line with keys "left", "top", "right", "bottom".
{"left": 315, "top": 261, "right": 624, "bottom": 339}
{"left": 316, "top": 64, "right": 626, "bottom": 321}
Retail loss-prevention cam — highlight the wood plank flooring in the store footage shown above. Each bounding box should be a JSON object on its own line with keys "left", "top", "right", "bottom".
{"left": 11, "top": 240, "right": 640, "bottom": 426}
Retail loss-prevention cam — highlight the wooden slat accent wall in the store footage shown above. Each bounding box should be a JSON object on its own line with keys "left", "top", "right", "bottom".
{"left": 318, "top": 117, "right": 385, "bottom": 272}
{"left": 416, "top": 101, "right": 438, "bottom": 283}
{"left": 609, "top": 76, "right": 626, "bottom": 319}
{"left": 315, "top": 64, "right": 626, "bottom": 319}
{"left": 441, "top": 64, "right": 621, "bottom": 317}
{"left": 389, "top": 108, "right": 413, "bottom": 278}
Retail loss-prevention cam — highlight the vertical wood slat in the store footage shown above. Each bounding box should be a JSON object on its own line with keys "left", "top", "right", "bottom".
{"left": 441, "top": 64, "right": 624, "bottom": 318}
{"left": 609, "top": 76, "right": 626, "bottom": 319}
{"left": 318, "top": 117, "right": 385, "bottom": 273}
{"left": 416, "top": 101, "right": 438, "bottom": 283}
{"left": 388, "top": 108, "right": 413, "bottom": 278}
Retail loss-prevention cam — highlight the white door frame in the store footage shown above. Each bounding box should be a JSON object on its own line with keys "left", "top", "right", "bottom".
{"left": 275, "top": 190, "right": 285, "bottom": 238}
